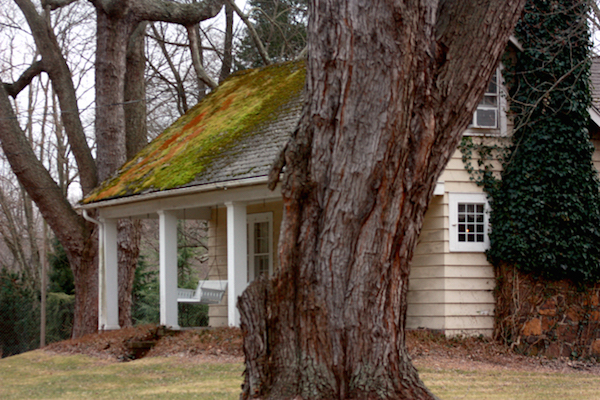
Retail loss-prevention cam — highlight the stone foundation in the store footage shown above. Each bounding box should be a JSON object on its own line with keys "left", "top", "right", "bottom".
{"left": 495, "top": 264, "right": 600, "bottom": 359}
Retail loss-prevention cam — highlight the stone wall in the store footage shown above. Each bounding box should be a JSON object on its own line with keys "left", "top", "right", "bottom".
{"left": 495, "top": 264, "right": 600, "bottom": 359}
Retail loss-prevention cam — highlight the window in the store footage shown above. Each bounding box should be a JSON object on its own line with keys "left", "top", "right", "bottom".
{"left": 471, "top": 70, "right": 499, "bottom": 129}
{"left": 247, "top": 212, "right": 273, "bottom": 281}
{"left": 449, "top": 193, "right": 490, "bottom": 252}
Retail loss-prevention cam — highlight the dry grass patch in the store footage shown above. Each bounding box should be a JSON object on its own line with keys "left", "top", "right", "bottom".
{"left": 2, "top": 326, "right": 598, "bottom": 399}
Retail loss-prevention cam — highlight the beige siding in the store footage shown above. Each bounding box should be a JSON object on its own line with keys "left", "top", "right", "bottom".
{"left": 407, "top": 144, "right": 496, "bottom": 337}
{"left": 208, "top": 200, "right": 284, "bottom": 327}
{"left": 206, "top": 134, "right": 600, "bottom": 335}
{"left": 207, "top": 206, "right": 228, "bottom": 327}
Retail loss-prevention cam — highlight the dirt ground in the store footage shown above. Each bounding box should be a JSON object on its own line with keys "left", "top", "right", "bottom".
{"left": 45, "top": 325, "right": 600, "bottom": 375}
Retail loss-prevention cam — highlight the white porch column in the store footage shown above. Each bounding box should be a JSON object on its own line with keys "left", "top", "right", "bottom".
{"left": 225, "top": 201, "right": 247, "bottom": 326}
{"left": 158, "top": 210, "right": 180, "bottom": 329}
{"left": 99, "top": 218, "right": 119, "bottom": 330}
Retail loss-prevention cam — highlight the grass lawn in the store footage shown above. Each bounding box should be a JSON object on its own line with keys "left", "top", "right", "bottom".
{"left": 418, "top": 367, "right": 600, "bottom": 400}
{"left": 0, "top": 351, "right": 243, "bottom": 400}
{"left": 1, "top": 350, "right": 600, "bottom": 399}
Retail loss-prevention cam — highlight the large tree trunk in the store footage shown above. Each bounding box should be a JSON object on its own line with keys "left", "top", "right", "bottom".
{"left": 239, "top": 0, "right": 526, "bottom": 398}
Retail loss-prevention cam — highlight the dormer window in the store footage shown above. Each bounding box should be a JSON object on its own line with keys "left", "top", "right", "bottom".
{"left": 471, "top": 71, "right": 499, "bottom": 129}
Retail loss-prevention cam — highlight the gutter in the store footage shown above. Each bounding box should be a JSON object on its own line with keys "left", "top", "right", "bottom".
{"left": 76, "top": 175, "right": 272, "bottom": 210}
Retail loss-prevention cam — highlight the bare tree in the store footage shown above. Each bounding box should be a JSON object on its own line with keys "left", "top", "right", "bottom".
{"left": 0, "top": 0, "right": 224, "bottom": 337}
{"left": 239, "top": 0, "right": 526, "bottom": 398}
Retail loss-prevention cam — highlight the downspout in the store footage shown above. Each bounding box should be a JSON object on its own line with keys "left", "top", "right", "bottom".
{"left": 82, "top": 210, "right": 105, "bottom": 330}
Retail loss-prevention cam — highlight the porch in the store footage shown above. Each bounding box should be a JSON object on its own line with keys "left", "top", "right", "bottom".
{"left": 83, "top": 178, "right": 281, "bottom": 330}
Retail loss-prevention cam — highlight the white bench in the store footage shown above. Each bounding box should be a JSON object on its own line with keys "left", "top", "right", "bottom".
{"left": 177, "top": 280, "right": 227, "bottom": 304}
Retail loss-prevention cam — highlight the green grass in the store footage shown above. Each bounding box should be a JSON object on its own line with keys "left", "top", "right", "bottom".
{"left": 1, "top": 351, "right": 600, "bottom": 399}
{"left": 0, "top": 351, "right": 244, "bottom": 399}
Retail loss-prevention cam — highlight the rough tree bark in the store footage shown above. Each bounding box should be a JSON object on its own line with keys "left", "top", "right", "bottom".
{"left": 239, "top": 0, "right": 526, "bottom": 398}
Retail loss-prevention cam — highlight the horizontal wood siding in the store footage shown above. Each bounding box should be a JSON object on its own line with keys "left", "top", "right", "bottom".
{"left": 407, "top": 144, "right": 496, "bottom": 336}
{"left": 208, "top": 200, "right": 284, "bottom": 327}
{"left": 207, "top": 206, "right": 229, "bottom": 327}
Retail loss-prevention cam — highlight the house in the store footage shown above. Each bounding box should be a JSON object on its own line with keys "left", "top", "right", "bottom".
{"left": 79, "top": 58, "right": 600, "bottom": 336}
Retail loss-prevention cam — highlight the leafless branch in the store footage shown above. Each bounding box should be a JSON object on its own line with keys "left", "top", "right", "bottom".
{"left": 224, "top": 0, "right": 271, "bottom": 65}
{"left": 186, "top": 25, "right": 218, "bottom": 90}
{"left": 132, "top": 0, "right": 225, "bottom": 25}
{"left": 4, "top": 60, "right": 45, "bottom": 98}
{"left": 41, "top": 0, "right": 79, "bottom": 11}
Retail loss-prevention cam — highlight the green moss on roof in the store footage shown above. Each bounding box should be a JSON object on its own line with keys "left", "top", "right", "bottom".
{"left": 84, "top": 60, "right": 305, "bottom": 204}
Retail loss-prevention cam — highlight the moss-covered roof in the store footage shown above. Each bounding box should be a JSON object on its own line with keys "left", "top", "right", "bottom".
{"left": 84, "top": 61, "right": 305, "bottom": 204}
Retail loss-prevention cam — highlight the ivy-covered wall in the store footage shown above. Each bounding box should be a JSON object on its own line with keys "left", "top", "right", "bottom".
{"left": 458, "top": 0, "right": 600, "bottom": 356}
{"left": 465, "top": 0, "right": 600, "bottom": 283}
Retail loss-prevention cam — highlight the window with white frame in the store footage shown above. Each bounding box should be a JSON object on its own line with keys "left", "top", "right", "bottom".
{"left": 247, "top": 212, "right": 273, "bottom": 282}
{"left": 471, "top": 70, "right": 500, "bottom": 129}
{"left": 449, "top": 193, "right": 490, "bottom": 252}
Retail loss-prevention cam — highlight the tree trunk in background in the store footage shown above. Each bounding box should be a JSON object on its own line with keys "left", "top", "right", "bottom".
{"left": 118, "top": 20, "right": 148, "bottom": 328}
{"left": 239, "top": 0, "right": 526, "bottom": 398}
{"left": 4, "top": 0, "right": 224, "bottom": 338}
{"left": 219, "top": 3, "right": 233, "bottom": 83}
{"left": 95, "top": 10, "right": 130, "bottom": 181}
{"left": 71, "top": 235, "right": 99, "bottom": 338}
{"left": 125, "top": 21, "right": 148, "bottom": 161}
{"left": 118, "top": 219, "right": 142, "bottom": 327}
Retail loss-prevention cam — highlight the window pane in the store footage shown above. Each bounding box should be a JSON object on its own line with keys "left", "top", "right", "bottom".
{"left": 476, "top": 109, "right": 497, "bottom": 128}
{"left": 481, "top": 95, "right": 497, "bottom": 106}
{"left": 254, "top": 222, "right": 269, "bottom": 253}
{"left": 457, "top": 202, "right": 486, "bottom": 244}
{"left": 255, "top": 255, "right": 269, "bottom": 277}
{"left": 486, "top": 75, "right": 498, "bottom": 94}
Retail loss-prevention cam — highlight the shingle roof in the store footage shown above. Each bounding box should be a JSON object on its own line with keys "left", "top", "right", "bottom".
{"left": 84, "top": 61, "right": 305, "bottom": 204}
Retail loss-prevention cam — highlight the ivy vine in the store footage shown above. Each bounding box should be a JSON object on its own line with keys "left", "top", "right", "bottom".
{"left": 461, "top": 0, "right": 600, "bottom": 282}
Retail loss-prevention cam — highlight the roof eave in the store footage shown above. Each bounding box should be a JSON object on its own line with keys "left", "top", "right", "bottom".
{"left": 77, "top": 175, "right": 273, "bottom": 211}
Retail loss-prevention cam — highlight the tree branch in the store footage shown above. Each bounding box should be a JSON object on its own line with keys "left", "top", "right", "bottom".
{"left": 0, "top": 82, "right": 86, "bottom": 252}
{"left": 218, "top": 2, "right": 233, "bottom": 82}
{"left": 186, "top": 24, "right": 218, "bottom": 90}
{"left": 131, "top": 0, "right": 225, "bottom": 25}
{"left": 15, "top": 0, "right": 98, "bottom": 194}
{"left": 4, "top": 60, "right": 45, "bottom": 98}
{"left": 41, "top": 0, "right": 79, "bottom": 11}
{"left": 433, "top": 0, "right": 527, "bottom": 142}
{"left": 224, "top": 0, "right": 271, "bottom": 65}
